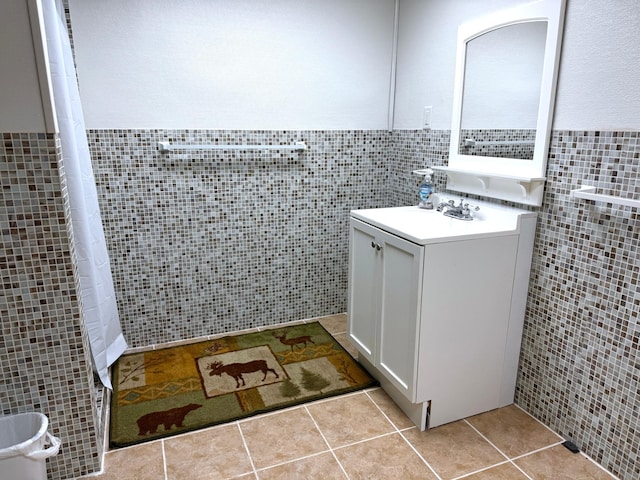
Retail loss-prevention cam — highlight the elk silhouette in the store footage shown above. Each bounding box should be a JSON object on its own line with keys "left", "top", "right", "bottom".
{"left": 272, "top": 331, "right": 315, "bottom": 352}
{"left": 207, "top": 360, "right": 279, "bottom": 388}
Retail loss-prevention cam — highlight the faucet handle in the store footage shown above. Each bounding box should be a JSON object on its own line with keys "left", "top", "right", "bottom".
{"left": 462, "top": 203, "right": 480, "bottom": 218}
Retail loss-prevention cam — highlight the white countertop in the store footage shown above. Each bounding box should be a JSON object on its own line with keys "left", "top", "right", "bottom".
{"left": 350, "top": 195, "right": 537, "bottom": 245}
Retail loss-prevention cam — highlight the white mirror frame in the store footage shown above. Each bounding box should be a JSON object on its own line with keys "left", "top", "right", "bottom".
{"left": 438, "top": 0, "right": 566, "bottom": 206}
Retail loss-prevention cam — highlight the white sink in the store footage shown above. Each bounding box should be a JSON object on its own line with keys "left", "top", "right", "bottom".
{"left": 350, "top": 195, "right": 536, "bottom": 245}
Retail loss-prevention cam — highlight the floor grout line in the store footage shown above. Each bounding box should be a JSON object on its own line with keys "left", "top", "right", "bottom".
{"left": 252, "top": 450, "right": 335, "bottom": 476}
{"left": 330, "top": 429, "right": 402, "bottom": 451}
{"left": 302, "top": 404, "right": 351, "bottom": 479}
{"left": 396, "top": 429, "right": 444, "bottom": 480}
{"left": 236, "top": 421, "right": 258, "bottom": 479}
{"left": 450, "top": 459, "right": 513, "bottom": 480}
{"left": 363, "top": 390, "right": 398, "bottom": 429}
{"left": 160, "top": 439, "right": 168, "bottom": 480}
{"left": 363, "top": 390, "right": 443, "bottom": 480}
{"left": 462, "top": 418, "right": 509, "bottom": 460}
{"left": 462, "top": 418, "right": 535, "bottom": 480}
{"left": 508, "top": 440, "right": 566, "bottom": 462}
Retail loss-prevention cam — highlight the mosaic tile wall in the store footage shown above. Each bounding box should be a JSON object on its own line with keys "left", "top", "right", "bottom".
{"left": 516, "top": 130, "right": 639, "bottom": 480}
{"left": 1, "top": 132, "right": 102, "bottom": 479}
{"left": 87, "top": 129, "right": 390, "bottom": 347}
{"left": 391, "top": 129, "right": 639, "bottom": 480}
{"left": 5, "top": 127, "right": 636, "bottom": 479}
{"left": 386, "top": 129, "right": 451, "bottom": 206}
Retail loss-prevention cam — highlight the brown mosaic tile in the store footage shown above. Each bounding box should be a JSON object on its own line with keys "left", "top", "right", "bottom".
{"left": 515, "top": 130, "right": 640, "bottom": 480}
{"left": 1, "top": 132, "right": 102, "bottom": 479}
{"left": 88, "top": 129, "right": 391, "bottom": 347}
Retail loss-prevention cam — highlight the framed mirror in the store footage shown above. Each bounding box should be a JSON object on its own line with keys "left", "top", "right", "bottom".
{"left": 460, "top": 20, "right": 547, "bottom": 161}
{"left": 439, "top": 0, "right": 566, "bottom": 206}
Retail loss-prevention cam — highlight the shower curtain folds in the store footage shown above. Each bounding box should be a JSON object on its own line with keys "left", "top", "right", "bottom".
{"left": 41, "top": 0, "right": 127, "bottom": 388}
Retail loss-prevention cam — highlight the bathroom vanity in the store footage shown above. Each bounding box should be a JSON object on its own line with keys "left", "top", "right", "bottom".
{"left": 346, "top": 0, "right": 564, "bottom": 432}
{"left": 347, "top": 195, "right": 537, "bottom": 430}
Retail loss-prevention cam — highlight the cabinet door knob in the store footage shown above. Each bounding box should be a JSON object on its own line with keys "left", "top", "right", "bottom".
{"left": 371, "top": 241, "right": 376, "bottom": 249}
{"left": 376, "top": 243, "right": 382, "bottom": 251}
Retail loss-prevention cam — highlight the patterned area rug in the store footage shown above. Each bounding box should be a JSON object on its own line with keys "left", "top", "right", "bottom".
{"left": 110, "top": 321, "right": 376, "bottom": 447}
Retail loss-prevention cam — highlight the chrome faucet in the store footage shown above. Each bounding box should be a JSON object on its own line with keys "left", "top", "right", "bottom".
{"left": 436, "top": 198, "right": 479, "bottom": 221}
{"left": 436, "top": 199, "right": 458, "bottom": 213}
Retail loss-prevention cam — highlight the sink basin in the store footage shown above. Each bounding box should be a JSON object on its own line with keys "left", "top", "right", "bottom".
{"left": 350, "top": 195, "right": 536, "bottom": 245}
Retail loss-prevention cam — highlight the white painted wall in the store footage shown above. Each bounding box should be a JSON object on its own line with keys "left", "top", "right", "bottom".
{"left": 393, "top": 0, "right": 520, "bottom": 130}
{"left": 0, "top": 0, "right": 47, "bottom": 132}
{"left": 394, "top": 0, "right": 640, "bottom": 131}
{"left": 553, "top": 0, "right": 640, "bottom": 130}
{"left": 69, "top": 0, "right": 396, "bottom": 130}
{"left": 5, "top": 0, "right": 640, "bottom": 133}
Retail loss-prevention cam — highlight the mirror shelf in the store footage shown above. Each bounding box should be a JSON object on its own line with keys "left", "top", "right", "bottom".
{"left": 433, "top": 166, "right": 546, "bottom": 206}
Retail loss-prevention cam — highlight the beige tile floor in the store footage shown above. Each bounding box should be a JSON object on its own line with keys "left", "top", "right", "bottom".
{"left": 87, "top": 315, "right": 618, "bottom": 480}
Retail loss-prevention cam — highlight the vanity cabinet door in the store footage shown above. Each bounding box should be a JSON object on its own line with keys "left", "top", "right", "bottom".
{"left": 377, "top": 228, "right": 423, "bottom": 400}
{"left": 348, "top": 218, "right": 424, "bottom": 400}
{"left": 347, "top": 220, "right": 379, "bottom": 364}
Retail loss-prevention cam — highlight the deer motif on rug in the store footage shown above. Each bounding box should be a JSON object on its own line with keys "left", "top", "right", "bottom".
{"left": 207, "top": 359, "right": 279, "bottom": 388}
{"left": 272, "top": 330, "right": 315, "bottom": 352}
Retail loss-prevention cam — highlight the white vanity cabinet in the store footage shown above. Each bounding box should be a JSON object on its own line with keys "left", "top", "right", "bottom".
{"left": 348, "top": 201, "right": 537, "bottom": 430}
{"left": 349, "top": 220, "right": 424, "bottom": 401}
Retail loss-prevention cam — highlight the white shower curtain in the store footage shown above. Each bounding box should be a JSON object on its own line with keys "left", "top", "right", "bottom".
{"left": 42, "top": 0, "right": 127, "bottom": 389}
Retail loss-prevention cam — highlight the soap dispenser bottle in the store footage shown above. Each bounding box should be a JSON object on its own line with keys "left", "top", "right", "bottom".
{"left": 418, "top": 168, "right": 435, "bottom": 209}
